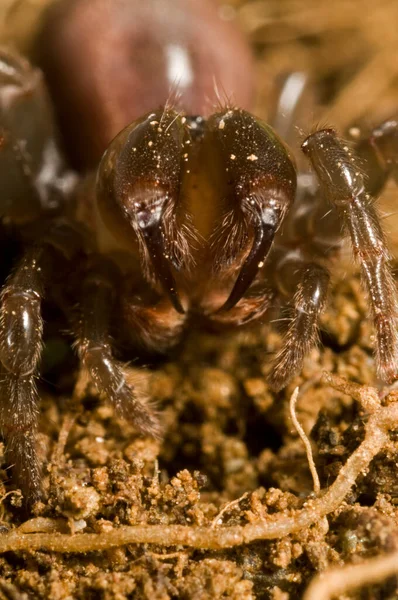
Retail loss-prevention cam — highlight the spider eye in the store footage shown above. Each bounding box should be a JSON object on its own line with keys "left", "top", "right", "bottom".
{"left": 96, "top": 108, "right": 188, "bottom": 313}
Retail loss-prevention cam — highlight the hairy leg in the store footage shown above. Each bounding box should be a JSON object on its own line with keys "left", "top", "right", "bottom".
{"left": 302, "top": 127, "right": 398, "bottom": 383}
{"left": 268, "top": 260, "right": 330, "bottom": 391}
{"left": 0, "top": 246, "right": 49, "bottom": 503}
{"left": 0, "top": 223, "right": 82, "bottom": 504}
{"left": 75, "top": 259, "right": 162, "bottom": 439}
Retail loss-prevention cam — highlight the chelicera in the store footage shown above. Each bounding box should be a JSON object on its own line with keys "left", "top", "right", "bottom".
{"left": 0, "top": 0, "right": 398, "bottom": 507}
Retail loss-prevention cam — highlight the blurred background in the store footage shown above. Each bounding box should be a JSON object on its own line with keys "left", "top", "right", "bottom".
{"left": 2, "top": 0, "right": 398, "bottom": 126}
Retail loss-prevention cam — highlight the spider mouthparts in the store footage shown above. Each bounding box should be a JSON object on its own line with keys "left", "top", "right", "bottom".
{"left": 141, "top": 223, "right": 185, "bottom": 314}
{"left": 167, "top": 287, "right": 185, "bottom": 315}
{"left": 216, "top": 219, "right": 274, "bottom": 313}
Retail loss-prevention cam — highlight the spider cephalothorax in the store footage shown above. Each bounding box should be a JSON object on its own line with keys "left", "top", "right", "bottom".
{"left": 0, "top": 0, "right": 397, "bottom": 506}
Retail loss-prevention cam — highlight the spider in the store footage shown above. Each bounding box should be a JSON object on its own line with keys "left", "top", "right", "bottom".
{"left": 0, "top": 0, "right": 398, "bottom": 507}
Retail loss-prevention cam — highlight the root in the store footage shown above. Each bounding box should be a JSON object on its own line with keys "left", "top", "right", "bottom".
{"left": 303, "top": 549, "right": 398, "bottom": 600}
{"left": 0, "top": 374, "right": 397, "bottom": 554}
{"left": 289, "top": 386, "right": 320, "bottom": 494}
{"left": 210, "top": 491, "right": 250, "bottom": 528}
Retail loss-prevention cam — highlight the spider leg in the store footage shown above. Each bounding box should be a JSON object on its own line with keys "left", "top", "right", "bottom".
{"left": 0, "top": 246, "right": 50, "bottom": 503}
{"left": 0, "top": 224, "right": 81, "bottom": 504}
{"left": 0, "top": 49, "right": 76, "bottom": 221}
{"left": 75, "top": 259, "right": 162, "bottom": 439}
{"left": 268, "top": 72, "right": 316, "bottom": 152}
{"left": 302, "top": 128, "right": 398, "bottom": 383}
{"left": 349, "top": 118, "right": 398, "bottom": 199}
{"left": 268, "top": 260, "right": 330, "bottom": 391}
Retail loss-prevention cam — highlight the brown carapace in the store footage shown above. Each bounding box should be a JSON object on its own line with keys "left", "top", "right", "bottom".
{"left": 0, "top": 0, "right": 397, "bottom": 506}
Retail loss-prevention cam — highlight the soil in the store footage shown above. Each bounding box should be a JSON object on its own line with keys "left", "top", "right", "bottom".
{"left": 0, "top": 1, "right": 398, "bottom": 598}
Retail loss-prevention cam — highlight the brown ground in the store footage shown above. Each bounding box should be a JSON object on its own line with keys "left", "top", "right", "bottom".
{"left": 0, "top": 1, "right": 398, "bottom": 598}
